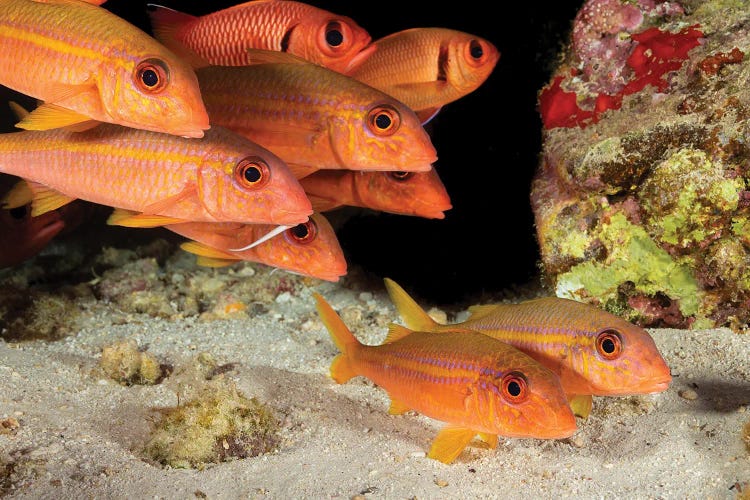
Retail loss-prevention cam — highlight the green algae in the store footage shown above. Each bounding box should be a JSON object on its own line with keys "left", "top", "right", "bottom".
{"left": 98, "top": 339, "right": 164, "bottom": 386}
{"left": 143, "top": 380, "right": 280, "bottom": 470}
{"left": 555, "top": 212, "right": 702, "bottom": 319}
{"left": 639, "top": 149, "right": 744, "bottom": 249}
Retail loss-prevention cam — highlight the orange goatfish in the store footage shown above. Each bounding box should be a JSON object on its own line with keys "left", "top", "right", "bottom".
{"left": 348, "top": 27, "right": 500, "bottom": 124}
{"left": 147, "top": 1, "right": 375, "bottom": 74}
{"left": 195, "top": 50, "right": 437, "bottom": 176}
{"left": 314, "top": 292, "right": 577, "bottom": 464}
{"left": 0, "top": 0, "right": 209, "bottom": 138}
{"left": 0, "top": 124, "right": 312, "bottom": 227}
{"left": 164, "top": 212, "right": 347, "bottom": 282}
{"left": 384, "top": 278, "right": 673, "bottom": 418}
{"left": 299, "top": 168, "right": 452, "bottom": 219}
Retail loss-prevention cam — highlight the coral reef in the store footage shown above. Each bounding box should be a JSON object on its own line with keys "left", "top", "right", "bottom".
{"left": 532, "top": 0, "right": 750, "bottom": 328}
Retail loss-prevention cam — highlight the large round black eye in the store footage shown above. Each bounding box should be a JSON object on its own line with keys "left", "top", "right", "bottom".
{"left": 135, "top": 58, "right": 169, "bottom": 93}
{"left": 387, "top": 171, "right": 412, "bottom": 182}
{"left": 234, "top": 156, "right": 270, "bottom": 189}
{"left": 325, "top": 21, "right": 344, "bottom": 47}
{"left": 368, "top": 105, "right": 400, "bottom": 136}
{"left": 286, "top": 219, "right": 317, "bottom": 244}
{"left": 596, "top": 329, "right": 623, "bottom": 360}
{"left": 9, "top": 205, "right": 29, "bottom": 220}
{"left": 469, "top": 39, "right": 484, "bottom": 59}
{"left": 500, "top": 372, "right": 528, "bottom": 402}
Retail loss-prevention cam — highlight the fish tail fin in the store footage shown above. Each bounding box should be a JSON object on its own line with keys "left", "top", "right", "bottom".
{"left": 146, "top": 4, "right": 209, "bottom": 69}
{"left": 313, "top": 292, "right": 360, "bottom": 383}
{"left": 383, "top": 277, "right": 441, "bottom": 331}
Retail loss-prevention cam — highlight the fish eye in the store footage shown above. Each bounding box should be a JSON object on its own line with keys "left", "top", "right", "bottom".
{"left": 325, "top": 21, "right": 345, "bottom": 48}
{"left": 234, "top": 156, "right": 270, "bottom": 189}
{"left": 135, "top": 58, "right": 169, "bottom": 93}
{"left": 368, "top": 105, "right": 401, "bottom": 136}
{"left": 469, "top": 39, "right": 484, "bottom": 60}
{"left": 8, "top": 205, "right": 29, "bottom": 220}
{"left": 286, "top": 219, "right": 318, "bottom": 244}
{"left": 596, "top": 329, "right": 623, "bottom": 360}
{"left": 387, "top": 171, "right": 412, "bottom": 182}
{"left": 500, "top": 372, "right": 528, "bottom": 403}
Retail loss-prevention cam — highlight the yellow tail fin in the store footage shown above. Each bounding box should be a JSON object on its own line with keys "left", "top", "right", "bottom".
{"left": 313, "top": 293, "right": 360, "bottom": 383}
{"left": 383, "top": 277, "right": 439, "bottom": 331}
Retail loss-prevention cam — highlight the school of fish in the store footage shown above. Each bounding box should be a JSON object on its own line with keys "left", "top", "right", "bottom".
{"left": 0, "top": 0, "right": 673, "bottom": 466}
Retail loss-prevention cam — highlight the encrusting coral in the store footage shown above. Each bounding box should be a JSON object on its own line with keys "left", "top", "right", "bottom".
{"left": 532, "top": 0, "right": 750, "bottom": 329}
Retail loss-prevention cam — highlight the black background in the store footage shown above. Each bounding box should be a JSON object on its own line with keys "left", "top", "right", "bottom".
{"left": 0, "top": 0, "right": 583, "bottom": 305}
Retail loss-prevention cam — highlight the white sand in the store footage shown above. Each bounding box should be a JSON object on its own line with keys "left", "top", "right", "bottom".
{"left": 1, "top": 279, "right": 749, "bottom": 499}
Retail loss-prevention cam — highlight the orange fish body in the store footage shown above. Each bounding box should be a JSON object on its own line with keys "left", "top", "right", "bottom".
{"left": 166, "top": 212, "right": 347, "bottom": 282}
{"left": 348, "top": 27, "right": 500, "bottom": 123}
{"left": 196, "top": 53, "right": 437, "bottom": 174}
{"left": 299, "top": 168, "right": 452, "bottom": 219}
{"left": 0, "top": 0, "right": 209, "bottom": 137}
{"left": 0, "top": 125, "right": 312, "bottom": 226}
{"left": 314, "top": 292, "right": 577, "bottom": 464}
{"left": 147, "top": 1, "right": 375, "bottom": 74}
{"left": 384, "top": 278, "right": 673, "bottom": 418}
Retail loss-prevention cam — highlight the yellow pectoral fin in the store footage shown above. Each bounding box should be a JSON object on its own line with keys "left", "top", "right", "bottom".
{"left": 428, "top": 426, "right": 478, "bottom": 464}
{"left": 478, "top": 433, "right": 498, "bottom": 449}
{"left": 568, "top": 394, "right": 593, "bottom": 419}
{"left": 1, "top": 180, "right": 32, "bottom": 208}
{"left": 180, "top": 241, "right": 236, "bottom": 259}
{"left": 20, "top": 182, "right": 76, "bottom": 216}
{"left": 194, "top": 255, "right": 240, "bottom": 268}
{"left": 15, "top": 103, "right": 98, "bottom": 131}
{"left": 307, "top": 194, "right": 339, "bottom": 213}
{"left": 246, "top": 48, "right": 309, "bottom": 65}
{"left": 107, "top": 208, "right": 187, "bottom": 228}
{"left": 387, "top": 398, "right": 412, "bottom": 415}
{"left": 466, "top": 304, "right": 499, "bottom": 321}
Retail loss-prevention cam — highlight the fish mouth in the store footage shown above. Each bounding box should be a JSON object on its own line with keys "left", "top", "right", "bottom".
{"left": 343, "top": 43, "right": 378, "bottom": 74}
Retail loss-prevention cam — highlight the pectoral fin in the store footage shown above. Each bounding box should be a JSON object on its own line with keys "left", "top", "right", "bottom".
{"left": 107, "top": 208, "right": 187, "bottom": 228}
{"left": 180, "top": 241, "right": 241, "bottom": 268}
{"left": 387, "top": 398, "right": 412, "bottom": 415}
{"left": 15, "top": 102, "right": 98, "bottom": 132}
{"left": 568, "top": 394, "right": 593, "bottom": 419}
{"left": 5, "top": 181, "right": 76, "bottom": 216}
{"left": 478, "top": 433, "right": 498, "bottom": 449}
{"left": 428, "top": 425, "right": 477, "bottom": 464}
{"left": 141, "top": 184, "right": 198, "bottom": 214}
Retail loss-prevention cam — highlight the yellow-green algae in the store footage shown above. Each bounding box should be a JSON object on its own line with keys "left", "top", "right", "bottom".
{"left": 555, "top": 212, "right": 704, "bottom": 322}
{"left": 98, "top": 339, "right": 163, "bottom": 386}
{"left": 143, "top": 380, "right": 280, "bottom": 469}
{"left": 639, "top": 149, "right": 744, "bottom": 249}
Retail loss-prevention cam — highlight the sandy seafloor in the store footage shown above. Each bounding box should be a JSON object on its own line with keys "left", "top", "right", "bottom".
{"left": 0, "top": 256, "right": 749, "bottom": 500}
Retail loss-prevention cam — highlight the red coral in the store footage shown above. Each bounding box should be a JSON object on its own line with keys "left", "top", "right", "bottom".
{"left": 539, "top": 24, "right": 703, "bottom": 130}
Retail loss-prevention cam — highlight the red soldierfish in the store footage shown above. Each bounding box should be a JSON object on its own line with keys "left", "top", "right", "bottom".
{"left": 314, "top": 292, "right": 577, "bottom": 464}
{"left": 147, "top": 1, "right": 376, "bottom": 74}
{"left": 384, "top": 278, "right": 673, "bottom": 418}
{"left": 195, "top": 50, "right": 437, "bottom": 176}
{"left": 299, "top": 168, "right": 452, "bottom": 219}
{"left": 0, "top": 124, "right": 312, "bottom": 227}
{"left": 0, "top": 0, "right": 209, "bottom": 137}
{"left": 0, "top": 199, "right": 64, "bottom": 268}
{"left": 348, "top": 27, "right": 500, "bottom": 124}
{"left": 165, "top": 212, "right": 347, "bottom": 282}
